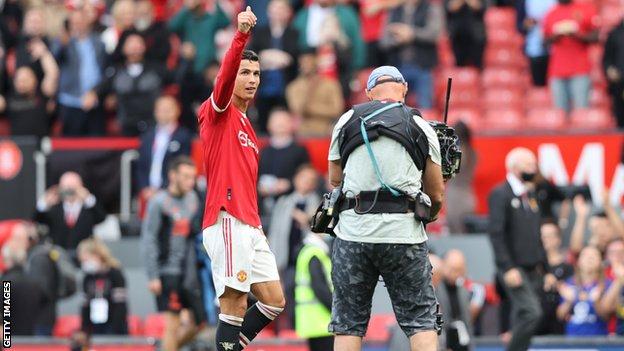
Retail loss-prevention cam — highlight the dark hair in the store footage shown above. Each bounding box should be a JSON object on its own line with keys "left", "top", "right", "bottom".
{"left": 591, "top": 211, "right": 608, "bottom": 219}
{"left": 242, "top": 50, "right": 259, "bottom": 62}
{"left": 168, "top": 156, "right": 195, "bottom": 173}
{"left": 295, "top": 163, "right": 317, "bottom": 177}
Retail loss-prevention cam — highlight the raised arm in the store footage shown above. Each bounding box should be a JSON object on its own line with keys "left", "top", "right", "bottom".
{"left": 208, "top": 7, "right": 257, "bottom": 113}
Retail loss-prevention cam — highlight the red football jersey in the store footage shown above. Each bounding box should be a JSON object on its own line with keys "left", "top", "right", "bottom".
{"left": 198, "top": 30, "right": 262, "bottom": 229}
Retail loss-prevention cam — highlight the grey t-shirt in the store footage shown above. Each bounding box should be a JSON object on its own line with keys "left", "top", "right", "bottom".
{"left": 328, "top": 109, "right": 441, "bottom": 244}
{"left": 141, "top": 190, "right": 199, "bottom": 279}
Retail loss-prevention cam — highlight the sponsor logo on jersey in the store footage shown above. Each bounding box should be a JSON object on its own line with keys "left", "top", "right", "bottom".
{"left": 238, "top": 130, "right": 258, "bottom": 154}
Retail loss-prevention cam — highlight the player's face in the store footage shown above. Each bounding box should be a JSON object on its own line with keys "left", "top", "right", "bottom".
{"left": 234, "top": 60, "right": 260, "bottom": 102}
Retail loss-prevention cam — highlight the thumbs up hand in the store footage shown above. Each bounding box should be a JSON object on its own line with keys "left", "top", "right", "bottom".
{"left": 237, "top": 6, "right": 257, "bottom": 34}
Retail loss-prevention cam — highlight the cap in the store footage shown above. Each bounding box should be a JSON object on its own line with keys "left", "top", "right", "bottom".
{"left": 366, "top": 66, "right": 406, "bottom": 91}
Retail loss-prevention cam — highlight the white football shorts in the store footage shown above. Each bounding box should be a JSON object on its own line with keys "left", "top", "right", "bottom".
{"left": 203, "top": 211, "right": 280, "bottom": 297}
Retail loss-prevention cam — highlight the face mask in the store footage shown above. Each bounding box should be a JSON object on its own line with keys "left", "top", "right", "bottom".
{"left": 520, "top": 172, "right": 536, "bottom": 182}
{"left": 81, "top": 260, "right": 101, "bottom": 274}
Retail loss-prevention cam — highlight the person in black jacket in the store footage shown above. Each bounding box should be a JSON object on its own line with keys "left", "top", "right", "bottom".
{"left": 77, "top": 238, "right": 128, "bottom": 335}
{"left": 136, "top": 95, "right": 192, "bottom": 199}
{"left": 35, "top": 172, "right": 107, "bottom": 252}
{"left": 82, "top": 32, "right": 172, "bottom": 136}
{"left": 488, "top": 147, "right": 545, "bottom": 351}
{"left": 258, "top": 108, "right": 310, "bottom": 226}
{"left": 249, "top": 0, "right": 299, "bottom": 133}
{"left": 444, "top": 0, "right": 487, "bottom": 69}
{"left": 603, "top": 19, "right": 624, "bottom": 128}
{"left": 0, "top": 237, "right": 47, "bottom": 336}
{"left": 6, "top": 221, "right": 58, "bottom": 336}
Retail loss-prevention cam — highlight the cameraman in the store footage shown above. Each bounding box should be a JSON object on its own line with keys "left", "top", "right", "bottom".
{"left": 327, "top": 66, "right": 444, "bottom": 351}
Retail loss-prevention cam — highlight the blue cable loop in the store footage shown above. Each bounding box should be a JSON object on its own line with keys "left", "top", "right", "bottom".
{"left": 359, "top": 102, "right": 402, "bottom": 197}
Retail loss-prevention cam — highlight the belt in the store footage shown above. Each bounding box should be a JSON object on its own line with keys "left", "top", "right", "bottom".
{"left": 338, "top": 190, "right": 416, "bottom": 214}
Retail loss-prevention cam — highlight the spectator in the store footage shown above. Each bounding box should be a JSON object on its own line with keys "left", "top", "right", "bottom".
{"left": 141, "top": 156, "right": 205, "bottom": 351}
{"left": 101, "top": 0, "right": 136, "bottom": 54}
{"left": 444, "top": 0, "right": 486, "bottom": 69}
{"left": 15, "top": 7, "right": 51, "bottom": 82}
{"left": 83, "top": 33, "right": 171, "bottom": 136}
{"left": 53, "top": 4, "right": 107, "bottom": 136}
{"left": 293, "top": 0, "right": 366, "bottom": 90}
{"left": 7, "top": 222, "right": 59, "bottom": 336}
{"left": 539, "top": 222, "right": 573, "bottom": 335}
{"left": 604, "top": 18, "right": 624, "bottom": 129}
{"left": 34, "top": 172, "right": 106, "bottom": 252}
{"left": 543, "top": 0, "right": 599, "bottom": 113}
{"left": 258, "top": 108, "right": 311, "bottom": 223}
{"left": 285, "top": 50, "right": 345, "bottom": 135}
{"left": 600, "top": 252, "right": 624, "bottom": 335}
{"left": 569, "top": 193, "right": 624, "bottom": 258}
{"left": 381, "top": 0, "right": 443, "bottom": 108}
{"left": 0, "top": 236, "right": 47, "bottom": 335}
{"left": 134, "top": 0, "right": 171, "bottom": 65}
{"left": 294, "top": 230, "right": 334, "bottom": 351}
{"left": 516, "top": 0, "right": 557, "bottom": 87}
{"left": 0, "top": 45, "right": 58, "bottom": 138}
{"left": 137, "top": 95, "right": 192, "bottom": 199}
{"left": 168, "top": 0, "right": 230, "bottom": 74}
{"left": 268, "top": 164, "right": 321, "bottom": 272}
{"left": 359, "top": 0, "right": 403, "bottom": 67}
{"left": 488, "top": 147, "right": 544, "bottom": 351}
{"left": 77, "top": 238, "right": 128, "bottom": 335}
{"left": 249, "top": 0, "right": 299, "bottom": 133}
{"left": 438, "top": 249, "right": 474, "bottom": 351}
{"left": 606, "top": 239, "right": 624, "bottom": 280}
{"left": 557, "top": 245, "right": 610, "bottom": 336}
{"left": 445, "top": 122, "right": 477, "bottom": 234}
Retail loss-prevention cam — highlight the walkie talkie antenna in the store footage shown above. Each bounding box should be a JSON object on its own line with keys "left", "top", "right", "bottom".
{"left": 442, "top": 78, "right": 452, "bottom": 124}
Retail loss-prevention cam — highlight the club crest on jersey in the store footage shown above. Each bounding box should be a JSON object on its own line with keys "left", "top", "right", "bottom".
{"left": 237, "top": 270, "right": 248, "bottom": 282}
{"left": 238, "top": 130, "right": 258, "bottom": 154}
{"left": 220, "top": 342, "right": 236, "bottom": 350}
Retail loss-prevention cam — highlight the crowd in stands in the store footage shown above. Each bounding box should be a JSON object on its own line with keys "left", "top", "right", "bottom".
{"left": 0, "top": 0, "right": 624, "bottom": 349}
{"left": 1, "top": 0, "right": 624, "bottom": 139}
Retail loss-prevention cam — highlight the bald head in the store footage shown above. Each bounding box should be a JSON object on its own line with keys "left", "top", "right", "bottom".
{"left": 444, "top": 249, "right": 466, "bottom": 285}
{"left": 8, "top": 222, "right": 36, "bottom": 253}
{"left": 505, "top": 147, "right": 537, "bottom": 179}
{"left": 60, "top": 172, "right": 83, "bottom": 189}
{"left": 366, "top": 75, "right": 407, "bottom": 103}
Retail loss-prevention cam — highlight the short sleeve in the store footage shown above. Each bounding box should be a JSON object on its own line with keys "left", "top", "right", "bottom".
{"left": 328, "top": 110, "right": 355, "bottom": 161}
{"left": 414, "top": 117, "right": 442, "bottom": 166}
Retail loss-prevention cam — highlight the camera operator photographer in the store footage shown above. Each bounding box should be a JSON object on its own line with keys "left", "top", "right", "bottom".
{"left": 324, "top": 66, "right": 447, "bottom": 351}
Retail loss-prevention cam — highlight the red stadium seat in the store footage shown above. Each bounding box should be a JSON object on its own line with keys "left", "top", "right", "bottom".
{"left": 590, "top": 89, "right": 610, "bottom": 108}
{"left": 53, "top": 315, "right": 81, "bottom": 338}
{"left": 484, "top": 109, "right": 523, "bottom": 131}
{"left": 127, "top": 315, "right": 144, "bottom": 336}
{"left": 527, "top": 108, "right": 567, "bottom": 130}
{"left": 444, "top": 88, "right": 480, "bottom": 109}
{"left": 526, "top": 87, "right": 553, "bottom": 109}
{"left": 482, "top": 68, "right": 526, "bottom": 90}
{"left": 143, "top": 313, "right": 167, "bottom": 339}
{"left": 570, "top": 108, "right": 614, "bottom": 129}
{"left": 485, "top": 7, "right": 517, "bottom": 30}
{"left": 487, "top": 29, "right": 524, "bottom": 50}
{"left": 484, "top": 47, "right": 528, "bottom": 69}
{"left": 439, "top": 67, "right": 480, "bottom": 89}
{"left": 447, "top": 108, "right": 482, "bottom": 128}
{"left": 483, "top": 89, "right": 524, "bottom": 111}
{"left": 365, "top": 314, "right": 397, "bottom": 342}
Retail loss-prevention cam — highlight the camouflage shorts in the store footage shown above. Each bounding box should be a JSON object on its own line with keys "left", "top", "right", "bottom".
{"left": 329, "top": 238, "right": 437, "bottom": 337}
